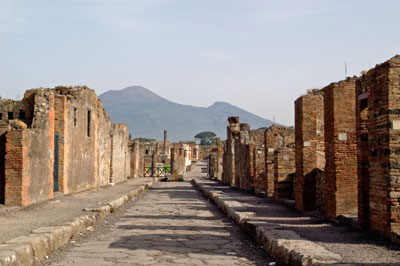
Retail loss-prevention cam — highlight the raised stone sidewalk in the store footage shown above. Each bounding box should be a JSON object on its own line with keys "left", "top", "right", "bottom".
{"left": 0, "top": 177, "right": 157, "bottom": 265}
{"left": 193, "top": 177, "right": 400, "bottom": 266}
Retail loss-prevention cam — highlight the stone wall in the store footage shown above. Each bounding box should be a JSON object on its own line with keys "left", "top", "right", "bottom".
{"left": 295, "top": 89, "right": 325, "bottom": 210}
{"left": 110, "top": 124, "right": 130, "bottom": 183}
{"left": 323, "top": 78, "right": 358, "bottom": 219}
{"left": 1, "top": 86, "right": 130, "bottom": 206}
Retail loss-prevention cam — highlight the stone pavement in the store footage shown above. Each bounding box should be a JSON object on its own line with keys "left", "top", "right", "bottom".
{"left": 0, "top": 177, "right": 155, "bottom": 245}
{"left": 194, "top": 177, "right": 400, "bottom": 265}
{"left": 40, "top": 175, "right": 272, "bottom": 265}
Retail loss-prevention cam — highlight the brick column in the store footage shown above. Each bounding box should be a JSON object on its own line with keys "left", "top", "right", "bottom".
{"left": 295, "top": 90, "right": 325, "bottom": 210}
{"left": 323, "top": 79, "right": 358, "bottom": 219}
{"left": 367, "top": 56, "right": 400, "bottom": 238}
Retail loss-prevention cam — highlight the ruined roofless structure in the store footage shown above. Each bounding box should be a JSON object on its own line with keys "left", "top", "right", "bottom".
{"left": 0, "top": 86, "right": 130, "bottom": 206}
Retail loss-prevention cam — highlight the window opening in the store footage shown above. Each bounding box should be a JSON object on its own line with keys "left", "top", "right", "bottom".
{"left": 73, "top": 107, "right": 78, "bottom": 126}
{"left": 87, "top": 110, "right": 91, "bottom": 137}
{"left": 8, "top": 112, "right": 13, "bottom": 120}
{"left": 19, "top": 110, "right": 25, "bottom": 119}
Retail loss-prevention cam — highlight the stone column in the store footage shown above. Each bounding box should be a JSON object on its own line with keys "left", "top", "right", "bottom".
{"left": 151, "top": 152, "right": 157, "bottom": 177}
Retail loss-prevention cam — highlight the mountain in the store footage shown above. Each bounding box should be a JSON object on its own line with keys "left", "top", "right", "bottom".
{"left": 99, "top": 86, "right": 274, "bottom": 141}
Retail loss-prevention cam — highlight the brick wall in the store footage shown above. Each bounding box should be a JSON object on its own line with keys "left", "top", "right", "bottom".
{"left": 5, "top": 130, "right": 28, "bottom": 206}
{"left": 265, "top": 125, "right": 295, "bottom": 197}
{"left": 367, "top": 56, "right": 400, "bottom": 238}
{"left": 273, "top": 148, "right": 295, "bottom": 199}
{"left": 250, "top": 129, "right": 265, "bottom": 195}
{"left": 295, "top": 90, "right": 325, "bottom": 210}
{"left": 5, "top": 90, "right": 55, "bottom": 206}
{"left": 323, "top": 78, "right": 358, "bottom": 219}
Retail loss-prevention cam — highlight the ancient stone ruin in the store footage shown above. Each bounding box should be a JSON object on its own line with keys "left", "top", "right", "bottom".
{"left": 208, "top": 55, "right": 400, "bottom": 244}
{"left": 0, "top": 86, "right": 131, "bottom": 206}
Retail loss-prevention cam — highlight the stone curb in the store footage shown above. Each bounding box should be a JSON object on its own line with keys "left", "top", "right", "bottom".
{"left": 0, "top": 178, "right": 158, "bottom": 266}
{"left": 192, "top": 179, "right": 342, "bottom": 266}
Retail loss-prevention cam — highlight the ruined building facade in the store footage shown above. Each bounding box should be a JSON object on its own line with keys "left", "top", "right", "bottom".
{"left": 0, "top": 86, "right": 130, "bottom": 206}
{"left": 216, "top": 54, "right": 400, "bottom": 243}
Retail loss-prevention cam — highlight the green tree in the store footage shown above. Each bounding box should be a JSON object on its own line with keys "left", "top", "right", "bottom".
{"left": 194, "top": 131, "right": 217, "bottom": 146}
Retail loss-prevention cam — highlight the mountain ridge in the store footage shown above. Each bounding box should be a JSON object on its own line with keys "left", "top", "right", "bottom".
{"left": 99, "top": 86, "right": 274, "bottom": 141}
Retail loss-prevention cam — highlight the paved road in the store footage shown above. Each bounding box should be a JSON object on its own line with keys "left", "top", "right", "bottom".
{"left": 40, "top": 181, "right": 271, "bottom": 266}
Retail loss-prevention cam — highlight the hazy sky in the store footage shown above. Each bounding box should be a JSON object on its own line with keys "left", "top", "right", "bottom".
{"left": 1, "top": 0, "right": 399, "bottom": 125}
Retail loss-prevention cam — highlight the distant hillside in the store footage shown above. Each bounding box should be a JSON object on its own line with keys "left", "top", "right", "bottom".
{"left": 99, "top": 86, "right": 274, "bottom": 141}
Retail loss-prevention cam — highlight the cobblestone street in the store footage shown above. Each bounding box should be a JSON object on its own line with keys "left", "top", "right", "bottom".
{"left": 40, "top": 181, "right": 271, "bottom": 266}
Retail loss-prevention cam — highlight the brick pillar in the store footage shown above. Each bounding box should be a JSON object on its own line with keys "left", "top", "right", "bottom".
{"left": 323, "top": 79, "right": 358, "bottom": 219}
{"left": 367, "top": 56, "right": 400, "bottom": 238}
{"left": 274, "top": 148, "right": 295, "bottom": 199}
{"left": 356, "top": 76, "right": 370, "bottom": 229}
{"left": 295, "top": 91, "right": 325, "bottom": 210}
{"left": 5, "top": 130, "right": 30, "bottom": 206}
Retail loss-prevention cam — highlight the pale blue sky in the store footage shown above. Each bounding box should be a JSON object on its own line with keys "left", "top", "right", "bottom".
{"left": 1, "top": 0, "right": 399, "bottom": 125}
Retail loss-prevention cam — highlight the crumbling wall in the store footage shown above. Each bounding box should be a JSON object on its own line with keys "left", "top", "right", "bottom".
{"left": 110, "top": 124, "right": 130, "bottom": 183}
{"left": 295, "top": 89, "right": 325, "bottom": 210}
{"left": 5, "top": 89, "right": 55, "bottom": 206}
{"left": 274, "top": 148, "right": 295, "bottom": 199}
{"left": 367, "top": 56, "right": 400, "bottom": 238}
{"left": 250, "top": 129, "right": 266, "bottom": 195}
{"left": 323, "top": 78, "right": 358, "bottom": 219}
{"left": 265, "top": 125, "right": 295, "bottom": 197}
{"left": 57, "top": 87, "right": 98, "bottom": 193}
